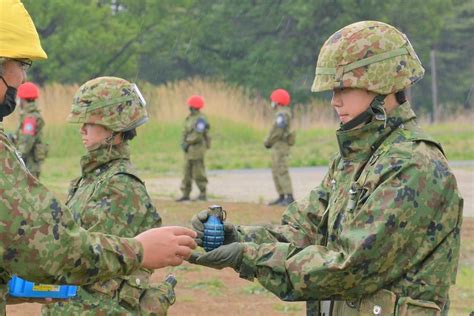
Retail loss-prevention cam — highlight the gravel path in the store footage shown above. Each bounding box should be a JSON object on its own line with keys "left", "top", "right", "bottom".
{"left": 146, "top": 162, "right": 474, "bottom": 217}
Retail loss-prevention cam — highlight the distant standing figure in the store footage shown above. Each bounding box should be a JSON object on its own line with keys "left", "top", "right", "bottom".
{"left": 176, "top": 95, "right": 211, "bottom": 202}
{"left": 15, "top": 81, "right": 48, "bottom": 178}
{"left": 265, "top": 89, "right": 295, "bottom": 206}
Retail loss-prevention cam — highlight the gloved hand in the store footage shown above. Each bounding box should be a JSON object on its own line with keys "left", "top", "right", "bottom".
{"left": 264, "top": 142, "right": 271, "bottom": 149}
{"left": 191, "top": 209, "right": 239, "bottom": 247}
{"left": 188, "top": 242, "right": 244, "bottom": 270}
{"left": 181, "top": 142, "right": 189, "bottom": 152}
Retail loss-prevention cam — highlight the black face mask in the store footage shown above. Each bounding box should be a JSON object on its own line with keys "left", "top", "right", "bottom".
{"left": 0, "top": 76, "right": 18, "bottom": 122}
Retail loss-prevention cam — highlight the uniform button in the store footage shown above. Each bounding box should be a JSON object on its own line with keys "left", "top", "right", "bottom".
{"left": 135, "top": 278, "right": 141, "bottom": 285}
{"left": 373, "top": 305, "right": 382, "bottom": 315}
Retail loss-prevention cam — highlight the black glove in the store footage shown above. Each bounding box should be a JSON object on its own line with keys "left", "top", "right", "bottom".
{"left": 191, "top": 209, "right": 239, "bottom": 247}
{"left": 181, "top": 143, "right": 189, "bottom": 152}
{"left": 188, "top": 242, "right": 244, "bottom": 270}
{"left": 264, "top": 142, "right": 271, "bottom": 149}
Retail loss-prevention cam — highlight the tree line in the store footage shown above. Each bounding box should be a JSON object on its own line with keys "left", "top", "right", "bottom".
{"left": 25, "top": 0, "right": 473, "bottom": 111}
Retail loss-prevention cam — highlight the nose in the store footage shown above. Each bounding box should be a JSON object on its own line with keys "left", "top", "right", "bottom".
{"left": 331, "top": 90, "right": 342, "bottom": 108}
{"left": 80, "top": 125, "right": 87, "bottom": 135}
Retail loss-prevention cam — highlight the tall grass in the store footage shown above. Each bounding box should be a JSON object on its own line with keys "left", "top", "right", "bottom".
{"left": 4, "top": 78, "right": 334, "bottom": 130}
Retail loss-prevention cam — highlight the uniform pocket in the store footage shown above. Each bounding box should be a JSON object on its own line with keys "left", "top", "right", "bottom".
{"left": 118, "top": 271, "right": 151, "bottom": 309}
{"left": 139, "top": 282, "right": 176, "bottom": 316}
{"left": 359, "top": 289, "right": 397, "bottom": 315}
{"left": 395, "top": 297, "right": 441, "bottom": 316}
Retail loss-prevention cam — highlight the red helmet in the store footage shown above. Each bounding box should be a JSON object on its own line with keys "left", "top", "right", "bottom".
{"left": 270, "top": 89, "right": 290, "bottom": 106}
{"left": 18, "top": 82, "right": 40, "bottom": 100}
{"left": 187, "top": 95, "right": 204, "bottom": 109}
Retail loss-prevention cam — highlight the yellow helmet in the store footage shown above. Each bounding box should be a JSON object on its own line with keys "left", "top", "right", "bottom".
{"left": 0, "top": 0, "right": 47, "bottom": 60}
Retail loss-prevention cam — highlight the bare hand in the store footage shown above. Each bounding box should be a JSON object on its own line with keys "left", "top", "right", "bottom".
{"left": 135, "top": 226, "right": 197, "bottom": 269}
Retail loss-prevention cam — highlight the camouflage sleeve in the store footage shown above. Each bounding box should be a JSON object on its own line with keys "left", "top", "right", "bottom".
{"left": 238, "top": 145, "right": 462, "bottom": 301}
{"left": 0, "top": 144, "right": 143, "bottom": 285}
{"left": 237, "top": 161, "right": 334, "bottom": 247}
{"left": 84, "top": 174, "right": 162, "bottom": 237}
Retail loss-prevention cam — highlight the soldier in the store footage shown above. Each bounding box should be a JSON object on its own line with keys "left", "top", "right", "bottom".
{"left": 0, "top": 0, "right": 196, "bottom": 312}
{"left": 15, "top": 82, "right": 47, "bottom": 178}
{"left": 42, "top": 77, "right": 176, "bottom": 315}
{"left": 265, "top": 89, "right": 295, "bottom": 206}
{"left": 176, "top": 95, "right": 211, "bottom": 202}
{"left": 189, "top": 21, "right": 463, "bottom": 315}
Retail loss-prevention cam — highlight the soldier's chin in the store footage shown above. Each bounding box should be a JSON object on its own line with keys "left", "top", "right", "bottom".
{"left": 339, "top": 115, "right": 350, "bottom": 123}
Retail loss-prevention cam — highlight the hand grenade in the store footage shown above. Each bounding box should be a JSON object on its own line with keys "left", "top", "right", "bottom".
{"left": 203, "top": 205, "right": 226, "bottom": 252}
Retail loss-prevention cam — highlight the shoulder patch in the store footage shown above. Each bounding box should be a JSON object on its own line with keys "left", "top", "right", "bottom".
{"left": 276, "top": 113, "right": 287, "bottom": 128}
{"left": 22, "top": 116, "right": 37, "bottom": 135}
{"left": 195, "top": 117, "right": 208, "bottom": 133}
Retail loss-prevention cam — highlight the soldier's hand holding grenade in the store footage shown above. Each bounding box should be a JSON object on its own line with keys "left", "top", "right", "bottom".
{"left": 191, "top": 205, "right": 239, "bottom": 247}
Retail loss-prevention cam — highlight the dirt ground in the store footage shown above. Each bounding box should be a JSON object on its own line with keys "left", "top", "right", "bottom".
{"left": 6, "top": 165, "right": 474, "bottom": 315}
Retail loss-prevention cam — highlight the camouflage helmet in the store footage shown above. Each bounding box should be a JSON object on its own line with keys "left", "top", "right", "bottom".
{"left": 311, "top": 21, "right": 424, "bottom": 95}
{"left": 68, "top": 76, "right": 148, "bottom": 132}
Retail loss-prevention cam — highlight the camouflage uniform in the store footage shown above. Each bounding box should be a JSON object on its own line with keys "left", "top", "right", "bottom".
{"left": 264, "top": 106, "right": 294, "bottom": 200}
{"left": 1, "top": 4, "right": 147, "bottom": 315}
{"left": 41, "top": 76, "right": 174, "bottom": 315}
{"left": 0, "top": 128, "right": 143, "bottom": 315}
{"left": 15, "top": 100, "right": 46, "bottom": 178}
{"left": 180, "top": 109, "right": 210, "bottom": 199}
{"left": 192, "top": 21, "right": 463, "bottom": 315}
{"left": 42, "top": 143, "right": 175, "bottom": 315}
{"left": 236, "top": 102, "right": 462, "bottom": 315}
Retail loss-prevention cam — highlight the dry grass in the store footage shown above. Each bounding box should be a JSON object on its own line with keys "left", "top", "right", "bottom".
{"left": 4, "top": 78, "right": 333, "bottom": 130}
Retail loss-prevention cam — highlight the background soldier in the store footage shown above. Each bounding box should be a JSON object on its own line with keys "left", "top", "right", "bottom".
{"left": 43, "top": 77, "right": 175, "bottom": 315}
{"left": 189, "top": 21, "right": 463, "bottom": 315}
{"left": 15, "top": 82, "right": 47, "bottom": 178}
{"left": 0, "top": 1, "right": 196, "bottom": 311}
{"left": 176, "top": 95, "right": 210, "bottom": 202}
{"left": 265, "top": 88, "right": 295, "bottom": 206}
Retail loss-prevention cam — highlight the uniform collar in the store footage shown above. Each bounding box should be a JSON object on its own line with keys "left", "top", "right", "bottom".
{"left": 80, "top": 142, "right": 130, "bottom": 175}
{"left": 335, "top": 102, "right": 416, "bottom": 161}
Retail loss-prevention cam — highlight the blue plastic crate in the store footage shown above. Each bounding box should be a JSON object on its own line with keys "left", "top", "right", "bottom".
{"left": 8, "top": 275, "right": 78, "bottom": 298}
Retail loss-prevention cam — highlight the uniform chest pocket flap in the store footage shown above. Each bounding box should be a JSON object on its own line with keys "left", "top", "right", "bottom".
{"left": 395, "top": 297, "right": 441, "bottom": 316}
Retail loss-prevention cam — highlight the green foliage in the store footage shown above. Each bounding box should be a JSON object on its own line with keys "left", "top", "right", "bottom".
{"left": 22, "top": 0, "right": 471, "bottom": 110}
{"left": 36, "top": 118, "right": 473, "bottom": 189}
{"left": 242, "top": 282, "right": 270, "bottom": 295}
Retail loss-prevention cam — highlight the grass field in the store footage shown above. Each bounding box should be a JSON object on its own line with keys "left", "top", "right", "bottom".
{"left": 4, "top": 79, "right": 473, "bottom": 187}
{"left": 4, "top": 117, "right": 473, "bottom": 192}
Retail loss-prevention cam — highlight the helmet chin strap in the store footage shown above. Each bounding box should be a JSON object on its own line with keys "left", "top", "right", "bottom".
{"left": 339, "top": 94, "right": 387, "bottom": 131}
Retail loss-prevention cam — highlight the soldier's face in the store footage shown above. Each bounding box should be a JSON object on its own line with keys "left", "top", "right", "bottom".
{"left": 331, "top": 88, "right": 377, "bottom": 124}
{"left": 80, "top": 123, "right": 113, "bottom": 150}
{"left": 0, "top": 59, "right": 26, "bottom": 103}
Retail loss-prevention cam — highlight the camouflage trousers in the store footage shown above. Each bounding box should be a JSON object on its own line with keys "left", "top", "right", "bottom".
{"left": 180, "top": 159, "right": 208, "bottom": 197}
{"left": 271, "top": 148, "right": 293, "bottom": 195}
